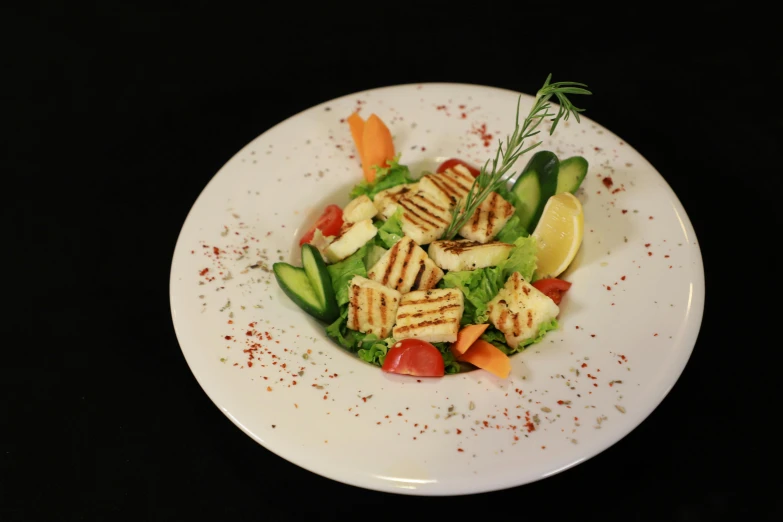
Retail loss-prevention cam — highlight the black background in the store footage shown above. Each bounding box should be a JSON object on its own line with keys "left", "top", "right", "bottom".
{"left": 4, "top": 3, "right": 781, "bottom": 521}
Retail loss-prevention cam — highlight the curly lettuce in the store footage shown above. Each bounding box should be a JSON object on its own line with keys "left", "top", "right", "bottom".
{"left": 326, "top": 244, "right": 369, "bottom": 306}
{"left": 479, "top": 319, "right": 558, "bottom": 355}
{"left": 349, "top": 154, "right": 415, "bottom": 200}
{"left": 375, "top": 207, "right": 404, "bottom": 249}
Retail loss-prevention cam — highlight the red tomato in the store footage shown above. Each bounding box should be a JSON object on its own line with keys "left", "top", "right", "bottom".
{"left": 298, "top": 205, "right": 343, "bottom": 246}
{"left": 382, "top": 339, "right": 445, "bottom": 377}
{"left": 437, "top": 158, "right": 481, "bottom": 178}
{"left": 532, "top": 278, "right": 573, "bottom": 305}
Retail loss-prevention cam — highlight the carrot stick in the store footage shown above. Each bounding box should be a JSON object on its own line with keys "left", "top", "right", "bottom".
{"left": 361, "top": 114, "right": 395, "bottom": 183}
{"left": 347, "top": 112, "right": 365, "bottom": 159}
{"left": 450, "top": 324, "right": 489, "bottom": 356}
{"left": 457, "top": 340, "right": 511, "bottom": 379}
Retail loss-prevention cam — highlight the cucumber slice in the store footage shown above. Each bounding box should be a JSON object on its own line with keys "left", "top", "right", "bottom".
{"left": 273, "top": 263, "right": 329, "bottom": 321}
{"left": 300, "top": 243, "right": 339, "bottom": 322}
{"left": 556, "top": 156, "right": 589, "bottom": 195}
{"left": 511, "top": 151, "right": 559, "bottom": 232}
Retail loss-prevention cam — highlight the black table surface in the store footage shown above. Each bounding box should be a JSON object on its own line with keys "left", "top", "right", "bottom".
{"left": 4, "top": 4, "right": 781, "bottom": 521}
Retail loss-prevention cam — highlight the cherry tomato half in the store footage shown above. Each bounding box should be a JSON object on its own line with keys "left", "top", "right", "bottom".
{"left": 437, "top": 158, "right": 481, "bottom": 178}
{"left": 532, "top": 278, "right": 572, "bottom": 305}
{"left": 382, "top": 339, "right": 445, "bottom": 377}
{"left": 298, "top": 205, "right": 344, "bottom": 246}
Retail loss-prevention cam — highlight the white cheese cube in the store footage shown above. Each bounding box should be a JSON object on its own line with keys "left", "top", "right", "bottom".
{"left": 428, "top": 239, "right": 512, "bottom": 271}
{"left": 324, "top": 219, "right": 377, "bottom": 263}
{"left": 346, "top": 276, "right": 401, "bottom": 338}
{"left": 343, "top": 195, "right": 378, "bottom": 223}
{"left": 395, "top": 191, "right": 452, "bottom": 246}
{"left": 458, "top": 191, "right": 515, "bottom": 243}
{"left": 373, "top": 183, "right": 419, "bottom": 218}
{"left": 392, "top": 288, "right": 464, "bottom": 343}
{"left": 368, "top": 236, "right": 444, "bottom": 294}
{"left": 487, "top": 272, "right": 560, "bottom": 349}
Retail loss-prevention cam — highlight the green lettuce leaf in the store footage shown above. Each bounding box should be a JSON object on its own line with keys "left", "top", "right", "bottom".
{"left": 502, "top": 236, "right": 537, "bottom": 282}
{"left": 431, "top": 342, "right": 462, "bottom": 374}
{"left": 325, "top": 308, "right": 395, "bottom": 367}
{"left": 326, "top": 245, "right": 369, "bottom": 307}
{"left": 349, "top": 154, "right": 415, "bottom": 200}
{"left": 495, "top": 215, "right": 528, "bottom": 244}
{"left": 376, "top": 207, "right": 405, "bottom": 248}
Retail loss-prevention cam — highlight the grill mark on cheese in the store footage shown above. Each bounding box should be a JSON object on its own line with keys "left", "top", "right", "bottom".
{"left": 512, "top": 312, "right": 521, "bottom": 337}
{"left": 396, "top": 303, "right": 462, "bottom": 319}
{"left": 403, "top": 294, "right": 451, "bottom": 306}
{"left": 402, "top": 196, "right": 449, "bottom": 225}
{"left": 366, "top": 287, "right": 374, "bottom": 325}
{"left": 498, "top": 307, "right": 509, "bottom": 329}
{"left": 485, "top": 193, "right": 498, "bottom": 237}
{"left": 393, "top": 317, "right": 459, "bottom": 335}
{"left": 526, "top": 309, "right": 533, "bottom": 328}
{"left": 513, "top": 272, "right": 520, "bottom": 293}
{"left": 350, "top": 284, "right": 361, "bottom": 330}
{"left": 428, "top": 176, "right": 461, "bottom": 203}
{"left": 400, "top": 202, "right": 443, "bottom": 230}
{"left": 380, "top": 294, "right": 387, "bottom": 326}
{"left": 382, "top": 241, "right": 401, "bottom": 285}
{"left": 412, "top": 263, "right": 426, "bottom": 289}
{"left": 398, "top": 240, "right": 415, "bottom": 289}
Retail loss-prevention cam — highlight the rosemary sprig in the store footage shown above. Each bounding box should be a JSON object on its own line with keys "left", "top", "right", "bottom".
{"left": 441, "top": 74, "right": 591, "bottom": 240}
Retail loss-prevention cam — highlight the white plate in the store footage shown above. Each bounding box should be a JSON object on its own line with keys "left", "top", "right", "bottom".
{"left": 169, "top": 83, "right": 704, "bottom": 495}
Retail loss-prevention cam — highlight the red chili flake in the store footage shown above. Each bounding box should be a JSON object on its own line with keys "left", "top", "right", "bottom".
{"left": 397, "top": 412, "right": 403, "bottom": 417}
{"left": 602, "top": 176, "right": 614, "bottom": 188}
{"left": 457, "top": 448, "right": 464, "bottom": 452}
{"left": 225, "top": 336, "right": 232, "bottom": 340}
{"left": 606, "top": 285, "right": 612, "bottom": 291}
{"left": 436, "top": 105, "right": 446, "bottom": 110}
{"left": 461, "top": 113, "right": 467, "bottom": 119}
{"left": 458, "top": 104, "right": 466, "bottom": 109}
{"left": 213, "top": 246, "right": 220, "bottom": 256}
{"left": 581, "top": 363, "right": 587, "bottom": 368}
{"left": 574, "top": 417, "right": 579, "bottom": 421}
{"left": 323, "top": 395, "right": 327, "bottom": 400}
{"left": 665, "top": 255, "right": 670, "bottom": 258}
{"left": 591, "top": 334, "right": 596, "bottom": 338}
{"left": 557, "top": 400, "right": 565, "bottom": 405}
{"left": 266, "top": 386, "right": 272, "bottom": 391}
{"left": 621, "top": 275, "right": 626, "bottom": 281}
{"left": 525, "top": 422, "right": 535, "bottom": 432}
{"left": 457, "top": 429, "right": 462, "bottom": 434}
{"left": 191, "top": 250, "right": 195, "bottom": 254}
{"left": 245, "top": 331, "right": 253, "bottom": 336}
{"left": 281, "top": 363, "right": 287, "bottom": 369}
{"left": 514, "top": 436, "right": 519, "bottom": 441}
{"left": 649, "top": 216, "right": 654, "bottom": 220}
{"left": 654, "top": 333, "right": 658, "bottom": 337}
{"left": 645, "top": 243, "right": 651, "bottom": 247}
{"left": 593, "top": 383, "right": 598, "bottom": 387}
{"left": 292, "top": 380, "right": 297, "bottom": 385}
{"left": 483, "top": 421, "right": 489, "bottom": 428}
{"left": 622, "top": 209, "right": 628, "bottom": 214}
{"left": 620, "top": 355, "right": 627, "bottom": 360}
{"left": 594, "top": 147, "right": 602, "bottom": 151}
{"left": 648, "top": 252, "right": 653, "bottom": 256}
{"left": 199, "top": 268, "right": 209, "bottom": 276}
{"left": 421, "top": 147, "right": 426, "bottom": 152}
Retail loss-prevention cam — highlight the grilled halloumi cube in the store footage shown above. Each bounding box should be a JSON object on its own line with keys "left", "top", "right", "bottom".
{"left": 418, "top": 165, "right": 476, "bottom": 208}
{"left": 347, "top": 276, "right": 402, "bottom": 338}
{"left": 373, "top": 183, "right": 419, "bottom": 218}
{"left": 368, "top": 236, "right": 444, "bottom": 293}
{"left": 487, "top": 272, "right": 560, "bottom": 349}
{"left": 324, "top": 219, "right": 377, "bottom": 263}
{"left": 458, "top": 191, "right": 515, "bottom": 243}
{"left": 343, "top": 195, "right": 378, "bottom": 223}
{"left": 392, "top": 288, "right": 464, "bottom": 343}
{"left": 428, "top": 239, "right": 513, "bottom": 271}
{"left": 395, "top": 191, "right": 452, "bottom": 245}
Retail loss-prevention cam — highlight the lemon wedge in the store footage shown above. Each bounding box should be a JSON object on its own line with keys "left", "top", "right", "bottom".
{"left": 531, "top": 193, "right": 584, "bottom": 278}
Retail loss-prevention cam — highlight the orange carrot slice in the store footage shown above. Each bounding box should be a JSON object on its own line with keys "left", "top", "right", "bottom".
{"left": 457, "top": 340, "right": 511, "bottom": 379}
{"left": 347, "top": 112, "right": 365, "bottom": 159}
{"left": 361, "top": 114, "right": 395, "bottom": 183}
{"left": 450, "top": 324, "right": 489, "bottom": 357}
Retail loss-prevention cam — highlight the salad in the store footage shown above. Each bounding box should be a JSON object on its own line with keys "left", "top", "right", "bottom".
{"left": 273, "top": 76, "right": 591, "bottom": 379}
